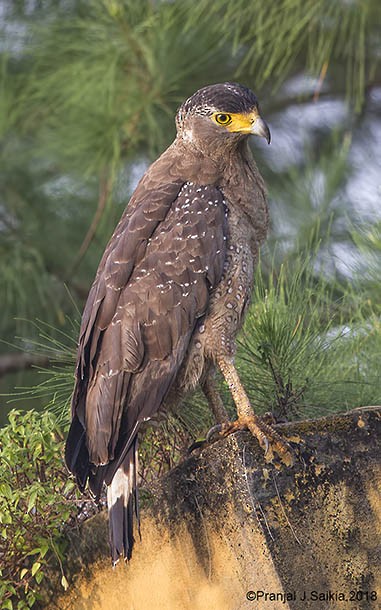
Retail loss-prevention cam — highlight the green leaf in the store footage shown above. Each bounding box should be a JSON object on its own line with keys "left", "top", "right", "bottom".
{"left": 27, "top": 491, "right": 38, "bottom": 514}
{"left": 26, "top": 591, "right": 36, "bottom": 606}
{"left": 39, "top": 541, "right": 49, "bottom": 559}
{"left": 20, "top": 568, "right": 28, "bottom": 580}
{"left": 31, "top": 562, "right": 41, "bottom": 576}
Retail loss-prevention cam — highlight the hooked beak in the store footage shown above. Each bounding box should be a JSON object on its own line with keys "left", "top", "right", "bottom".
{"left": 251, "top": 116, "right": 271, "bottom": 144}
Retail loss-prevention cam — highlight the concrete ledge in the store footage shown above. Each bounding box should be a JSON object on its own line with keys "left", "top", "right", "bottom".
{"left": 54, "top": 407, "right": 381, "bottom": 610}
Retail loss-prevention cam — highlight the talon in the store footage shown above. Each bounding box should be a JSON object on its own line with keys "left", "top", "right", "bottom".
{"left": 262, "top": 436, "right": 269, "bottom": 455}
{"left": 188, "top": 423, "right": 226, "bottom": 453}
{"left": 206, "top": 423, "right": 223, "bottom": 443}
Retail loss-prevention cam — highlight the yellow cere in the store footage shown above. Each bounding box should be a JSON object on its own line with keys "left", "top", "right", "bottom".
{"left": 212, "top": 110, "right": 259, "bottom": 133}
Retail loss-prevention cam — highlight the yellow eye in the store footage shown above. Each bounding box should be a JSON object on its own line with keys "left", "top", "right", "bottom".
{"left": 214, "top": 113, "right": 232, "bottom": 126}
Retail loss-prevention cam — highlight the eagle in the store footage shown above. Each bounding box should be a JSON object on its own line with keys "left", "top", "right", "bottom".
{"left": 65, "top": 82, "right": 292, "bottom": 564}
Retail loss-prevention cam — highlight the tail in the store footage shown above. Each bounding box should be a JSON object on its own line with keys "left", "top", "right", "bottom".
{"left": 107, "top": 437, "right": 140, "bottom": 565}
{"left": 65, "top": 414, "right": 90, "bottom": 492}
{"left": 65, "top": 415, "right": 141, "bottom": 563}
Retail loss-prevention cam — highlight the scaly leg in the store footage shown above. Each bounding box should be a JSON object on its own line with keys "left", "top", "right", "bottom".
{"left": 216, "top": 356, "right": 293, "bottom": 466}
{"left": 202, "top": 369, "right": 230, "bottom": 424}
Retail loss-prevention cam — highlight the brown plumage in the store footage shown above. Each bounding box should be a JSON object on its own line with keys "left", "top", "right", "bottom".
{"left": 65, "top": 82, "right": 292, "bottom": 564}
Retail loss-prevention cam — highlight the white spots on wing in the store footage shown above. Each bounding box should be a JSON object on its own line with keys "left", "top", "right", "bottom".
{"left": 195, "top": 341, "right": 202, "bottom": 349}
{"left": 134, "top": 270, "right": 151, "bottom": 280}
{"left": 199, "top": 324, "right": 205, "bottom": 334}
{"left": 108, "top": 368, "right": 119, "bottom": 377}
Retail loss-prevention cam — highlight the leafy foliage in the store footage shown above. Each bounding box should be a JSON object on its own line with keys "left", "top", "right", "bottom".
{"left": 237, "top": 256, "right": 381, "bottom": 419}
{"left": 0, "top": 410, "right": 92, "bottom": 609}
{"left": 8, "top": 319, "right": 80, "bottom": 425}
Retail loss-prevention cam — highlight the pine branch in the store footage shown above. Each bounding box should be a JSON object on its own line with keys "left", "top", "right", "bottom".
{"left": 0, "top": 353, "right": 51, "bottom": 379}
{"left": 68, "top": 170, "right": 112, "bottom": 277}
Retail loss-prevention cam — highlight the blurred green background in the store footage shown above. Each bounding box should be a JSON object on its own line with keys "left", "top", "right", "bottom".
{"left": 1, "top": 0, "right": 381, "bottom": 428}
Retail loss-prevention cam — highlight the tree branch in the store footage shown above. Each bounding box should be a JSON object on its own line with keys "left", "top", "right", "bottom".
{"left": 0, "top": 353, "right": 51, "bottom": 378}
{"left": 68, "top": 169, "right": 112, "bottom": 277}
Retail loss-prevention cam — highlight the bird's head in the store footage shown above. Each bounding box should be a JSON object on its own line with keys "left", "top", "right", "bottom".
{"left": 176, "top": 82, "right": 271, "bottom": 154}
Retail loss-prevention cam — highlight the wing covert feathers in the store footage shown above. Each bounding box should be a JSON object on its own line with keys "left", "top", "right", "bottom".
{"left": 65, "top": 166, "right": 228, "bottom": 563}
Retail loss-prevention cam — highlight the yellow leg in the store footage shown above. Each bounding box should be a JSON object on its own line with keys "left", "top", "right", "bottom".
{"left": 217, "top": 356, "right": 293, "bottom": 466}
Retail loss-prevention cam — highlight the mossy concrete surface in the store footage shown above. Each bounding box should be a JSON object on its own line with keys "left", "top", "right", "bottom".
{"left": 54, "top": 407, "right": 381, "bottom": 610}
